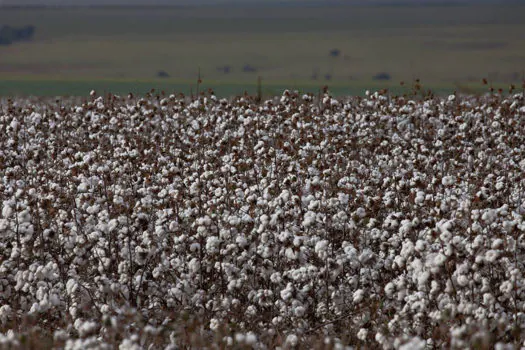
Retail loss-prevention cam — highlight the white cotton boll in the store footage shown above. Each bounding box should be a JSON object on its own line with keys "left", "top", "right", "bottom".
{"left": 503, "top": 220, "right": 516, "bottom": 233}
{"left": 440, "top": 230, "right": 452, "bottom": 243}
{"left": 481, "top": 209, "right": 497, "bottom": 224}
{"left": 108, "top": 219, "right": 119, "bottom": 232}
{"left": 359, "top": 248, "right": 374, "bottom": 264}
{"left": 39, "top": 298, "right": 50, "bottom": 311}
{"left": 400, "top": 240, "right": 415, "bottom": 259}
{"left": 245, "top": 332, "right": 257, "bottom": 346}
{"left": 2, "top": 204, "right": 12, "bottom": 219}
{"left": 119, "top": 338, "right": 142, "bottom": 350}
{"left": 417, "top": 271, "right": 430, "bottom": 289}
{"left": 76, "top": 320, "right": 98, "bottom": 338}
{"left": 210, "top": 318, "right": 220, "bottom": 331}
{"left": 66, "top": 279, "right": 78, "bottom": 295}
{"left": 285, "top": 247, "right": 298, "bottom": 260}
{"left": 483, "top": 293, "right": 494, "bottom": 306}
{"left": 286, "top": 334, "right": 299, "bottom": 347}
{"left": 293, "top": 305, "right": 306, "bottom": 317}
{"left": 229, "top": 216, "right": 241, "bottom": 226}
{"left": 357, "top": 328, "right": 368, "bottom": 341}
{"left": 500, "top": 281, "right": 513, "bottom": 294}
{"left": 394, "top": 255, "right": 405, "bottom": 268}
{"left": 99, "top": 304, "right": 110, "bottom": 314}
{"left": 457, "top": 275, "right": 469, "bottom": 287}
{"left": 245, "top": 305, "right": 257, "bottom": 317}
{"left": 442, "top": 176, "right": 455, "bottom": 186}
{"left": 188, "top": 258, "right": 200, "bottom": 274}
{"left": 353, "top": 289, "right": 364, "bottom": 303}
{"left": 293, "top": 236, "right": 303, "bottom": 247}
{"left": 491, "top": 239, "right": 504, "bottom": 249}
{"left": 77, "top": 182, "right": 88, "bottom": 192}
{"left": 334, "top": 211, "right": 348, "bottom": 223}
{"left": 235, "top": 333, "right": 246, "bottom": 344}
{"left": 0, "top": 305, "right": 12, "bottom": 324}
{"left": 236, "top": 235, "right": 248, "bottom": 248}
{"left": 302, "top": 211, "right": 317, "bottom": 228}
{"left": 260, "top": 214, "right": 270, "bottom": 225}
{"left": 9, "top": 114, "right": 24, "bottom": 131}
{"left": 415, "top": 191, "right": 425, "bottom": 205}
{"left": 272, "top": 316, "right": 283, "bottom": 326}
{"left": 375, "top": 332, "right": 386, "bottom": 345}
{"left": 356, "top": 207, "right": 366, "bottom": 218}
{"left": 315, "top": 240, "right": 329, "bottom": 259}
{"left": 270, "top": 272, "right": 282, "bottom": 284}
{"left": 430, "top": 280, "right": 440, "bottom": 295}
{"left": 494, "top": 343, "right": 515, "bottom": 350}
{"left": 220, "top": 336, "right": 233, "bottom": 347}
{"left": 0, "top": 219, "right": 8, "bottom": 231}
{"left": 415, "top": 240, "right": 426, "bottom": 252}
{"left": 399, "top": 336, "right": 426, "bottom": 350}
{"left": 472, "top": 235, "right": 484, "bottom": 249}
{"left": 485, "top": 250, "right": 499, "bottom": 263}
{"left": 384, "top": 282, "right": 395, "bottom": 297}
{"left": 190, "top": 243, "right": 200, "bottom": 253}
{"left": 36, "top": 286, "right": 46, "bottom": 301}
{"left": 86, "top": 204, "right": 100, "bottom": 215}
{"left": 338, "top": 193, "right": 349, "bottom": 205}
{"left": 343, "top": 244, "right": 357, "bottom": 260}
{"left": 206, "top": 236, "right": 221, "bottom": 254}
{"left": 434, "top": 253, "right": 447, "bottom": 266}
{"left": 29, "top": 302, "right": 40, "bottom": 314}
{"left": 308, "top": 200, "right": 320, "bottom": 210}
{"left": 280, "top": 283, "right": 294, "bottom": 301}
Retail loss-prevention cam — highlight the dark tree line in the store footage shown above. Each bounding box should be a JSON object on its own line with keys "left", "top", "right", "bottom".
{"left": 0, "top": 25, "right": 36, "bottom": 46}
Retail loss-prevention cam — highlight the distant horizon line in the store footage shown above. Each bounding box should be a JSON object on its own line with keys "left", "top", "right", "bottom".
{"left": 2, "top": 0, "right": 525, "bottom": 8}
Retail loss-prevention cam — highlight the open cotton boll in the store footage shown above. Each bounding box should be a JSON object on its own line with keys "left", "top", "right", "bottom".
{"left": 415, "top": 191, "right": 425, "bottom": 205}
{"left": 1, "top": 205, "right": 13, "bottom": 219}
{"left": 441, "top": 176, "right": 455, "bottom": 186}
{"left": 456, "top": 275, "right": 469, "bottom": 287}
{"left": 399, "top": 336, "right": 427, "bottom": 350}
{"left": 206, "top": 236, "right": 221, "bottom": 254}
{"left": 285, "top": 334, "right": 299, "bottom": 347}
{"left": 302, "top": 211, "right": 317, "bottom": 228}
{"left": 315, "top": 240, "right": 329, "bottom": 259}
{"left": 353, "top": 289, "right": 365, "bottom": 303}
{"left": 357, "top": 328, "right": 368, "bottom": 341}
{"left": 66, "top": 279, "right": 78, "bottom": 295}
{"left": 355, "top": 207, "right": 366, "bottom": 218}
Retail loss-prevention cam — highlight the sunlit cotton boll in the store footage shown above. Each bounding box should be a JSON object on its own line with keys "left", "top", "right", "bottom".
{"left": 357, "top": 328, "right": 368, "bottom": 341}
{"left": 302, "top": 211, "right": 317, "bottom": 228}
{"left": 206, "top": 236, "right": 221, "bottom": 254}
{"left": 1, "top": 204, "right": 12, "bottom": 219}
{"left": 353, "top": 289, "right": 365, "bottom": 303}
{"left": 442, "top": 176, "right": 455, "bottom": 186}
{"left": 315, "top": 240, "right": 329, "bottom": 259}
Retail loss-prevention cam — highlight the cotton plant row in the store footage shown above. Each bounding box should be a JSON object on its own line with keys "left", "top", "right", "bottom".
{"left": 0, "top": 89, "right": 524, "bottom": 349}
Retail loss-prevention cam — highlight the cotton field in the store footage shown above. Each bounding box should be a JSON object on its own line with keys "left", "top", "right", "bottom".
{"left": 0, "top": 89, "right": 525, "bottom": 349}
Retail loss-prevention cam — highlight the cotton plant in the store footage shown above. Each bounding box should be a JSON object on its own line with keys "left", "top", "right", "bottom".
{"left": 0, "top": 90, "right": 524, "bottom": 348}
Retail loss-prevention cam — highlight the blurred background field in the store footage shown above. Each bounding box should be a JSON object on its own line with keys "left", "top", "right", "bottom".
{"left": 0, "top": 2, "right": 524, "bottom": 97}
